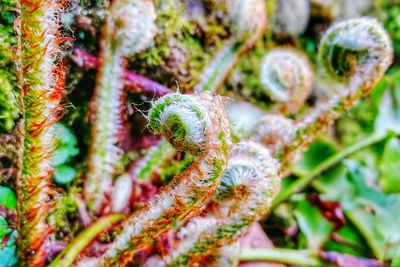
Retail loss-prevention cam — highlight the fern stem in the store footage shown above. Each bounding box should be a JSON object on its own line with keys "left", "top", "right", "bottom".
{"left": 240, "top": 248, "right": 323, "bottom": 267}
{"left": 146, "top": 142, "right": 280, "bottom": 266}
{"left": 194, "top": 41, "right": 243, "bottom": 93}
{"left": 84, "top": 0, "right": 156, "bottom": 213}
{"left": 48, "top": 214, "right": 125, "bottom": 267}
{"left": 194, "top": 0, "right": 266, "bottom": 94}
{"left": 272, "top": 131, "right": 394, "bottom": 208}
{"left": 15, "top": 0, "right": 67, "bottom": 264}
{"left": 70, "top": 48, "right": 171, "bottom": 96}
{"left": 134, "top": 140, "right": 175, "bottom": 182}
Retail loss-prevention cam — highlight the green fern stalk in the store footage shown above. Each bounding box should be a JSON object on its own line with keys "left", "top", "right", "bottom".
{"left": 194, "top": 0, "right": 267, "bottom": 93}
{"left": 146, "top": 141, "right": 280, "bottom": 266}
{"left": 84, "top": 0, "right": 157, "bottom": 213}
{"left": 14, "top": 0, "right": 67, "bottom": 264}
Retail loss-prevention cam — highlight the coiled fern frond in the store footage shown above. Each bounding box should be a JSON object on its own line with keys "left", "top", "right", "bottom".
{"left": 259, "top": 48, "right": 314, "bottom": 114}
{"left": 318, "top": 17, "right": 393, "bottom": 94}
{"left": 251, "top": 114, "right": 295, "bottom": 156}
{"left": 99, "top": 92, "right": 231, "bottom": 266}
{"left": 272, "top": 0, "right": 311, "bottom": 36}
{"left": 280, "top": 18, "right": 393, "bottom": 170}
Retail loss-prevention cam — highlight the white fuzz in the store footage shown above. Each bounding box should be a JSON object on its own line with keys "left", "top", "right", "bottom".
{"left": 272, "top": 0, "right": 310, "bottom": 36}
{"left": 320, "top": 18, "right": 393, "bottom": 89}
{"left": 111, "top": 174, "right": 133, "bottom": 213}
{"left": 251, "top": 114, "right": 294, "bottom": 153}
{"left": 260, "top": 48, "right": 313, "bottom": 104}
{"left": 226, "top": 0, "right": 267, "bottom": 41}
{"left": 110, "top": 0, "right": 157, "bottom": 56}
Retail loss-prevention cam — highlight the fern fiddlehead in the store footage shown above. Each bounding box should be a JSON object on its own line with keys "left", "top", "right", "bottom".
{"left": 251, "top": 114, "right": 295, "bottom": 156}
{"left": 146, "top": 141, "right": 280, "bottom": 266}
{"left": 98, "top": 92, "right": 231, "bottom": 266}
{"left": 195, "top": 0, "right": 266, "bottom": 93}
{"left": 259, "top": 48, "right": 314, "bottom": 114}
{"left": 133, "top": 0, "right": 267, "bottom": 183}
{"left": 14, "top": 0, "right": 68, "bottom": 264}
{"left": 84, "top": 0, "right": 157, "bottom": 213}
{"left": 272, "top": 0, "right": 311, "bottom": 36}
{"left": 276, "top": 18, "right": 393, "bottom": 171}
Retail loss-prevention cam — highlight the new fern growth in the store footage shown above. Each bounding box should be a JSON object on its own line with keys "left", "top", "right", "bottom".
{"left": 251, "top": 114, "right": 295, "bottom": 156}
{"left": 194, "top": 0, "right": 267, "bottom": 93}
{"left": 14, "top": 0, "right": 67, "bottom": 264}
{"left": 99, "top": 92, "right": 231, "bottom": 266}
{"left": 271, "top": 0, "right": 311, "bottom": 36}
{"left": 2, "top": 2, "right": 395, "bottom": 265}
{"left": 280, "top": 18, "right": 393, "bottom": 168}
{"left": 133, "top": 0, "right": 267, "bottom": 184}
{"left": 253, "top": 18, "right": 393, "bottom": 172}
{"left": 146, "top": 141, "right": 280, "bottom": 266}
{"left": 84, "top": 0, "right": 157, "bottom": 213}
{"left": 259, "top": 48, "right": 314, "bottom": 114}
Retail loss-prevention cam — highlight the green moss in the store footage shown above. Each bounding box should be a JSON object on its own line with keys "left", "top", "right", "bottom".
{"left": 136, "top": 141, "right": 174, "bottom": 181}
{"left": 47, "top": 194, "right": 79, "bottom": 237}
{"left": 223, "top": 38, "right": 274, "bottom": 109}
{"left": 0, "top": 0, "right": 18, "bottom": 133}
{"left": 128, "top": 0, "right": 228, "bottom": 90}
{"left": 159, "top": 152, "right": 192, "bottom": 182}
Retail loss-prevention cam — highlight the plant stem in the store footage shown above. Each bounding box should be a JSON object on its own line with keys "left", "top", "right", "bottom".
{"left": 15, "top": 0, "right": 66, "bottom": 264}
{"left": 273, "top": 132, "right": 393, "bottom": 208}
{"left": 48, "top": 214, "right": 125, "bottom": 267}
{"left": 240, "top": 248, "right": 324, "bottom": 266}
{"left": 70, "top": 48, "right": 171, "bottom": 96}
{"left": 194, "top": 40, "right": 243, "bottom": 94}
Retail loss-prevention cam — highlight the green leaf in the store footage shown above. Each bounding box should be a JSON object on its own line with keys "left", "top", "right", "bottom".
{"left": 293, "top": 197, "right": 334, "bottom": 252}
{"left": 379, "top": 137, "right": 400, "bottom": 193}
{"left": 342, "top": 162, "right": 400, "bottom": 260}
{"left": 392, "top": 246, "right": 400, "bottom": 267}
{"left": 0, "top": 230, "right": 18, "bottom": 267}
{"left": 312, "top": 159, "right": 400, "bottom": 260}
{"left": 0, "top": 216, "right": 11, "bottom": 238}
{"left": 52, "top": 146, "right": 79, "bottom": 166}
{"left": 52, "top": 123, "right": 79, "bottom": 166}
{"left": 375, "top": 91, "right": 400, "bottom": 134}
{"left": 312, "top": 164, "right": 353, "bottom": 198}
{"left": 323, "top": 224, "right": 368, "bottom": 257}
{"left": 54, "top": 165, "right": 77, "bottom": 184}
{"left": 0, "top": 186, "right": 16, "bottom": 209}
{"left": 294, "top": 140, "right": 338, "bottom": 175}
{"left": 53, "top": 123, "right": 78, "bottom": 147}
